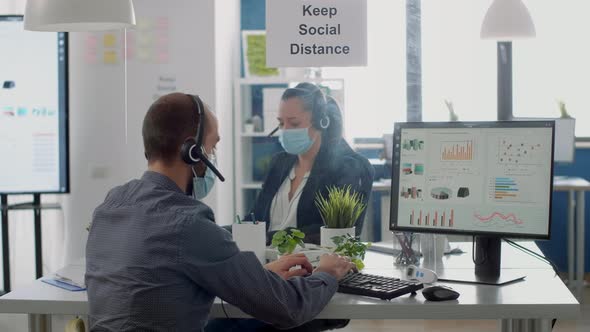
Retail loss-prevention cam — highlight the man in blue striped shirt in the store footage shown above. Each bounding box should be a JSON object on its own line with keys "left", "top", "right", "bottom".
{"left": 85, "top": 93, "right": 355, "bottom": 331}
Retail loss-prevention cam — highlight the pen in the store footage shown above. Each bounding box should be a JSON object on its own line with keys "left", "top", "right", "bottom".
{"left": 250, "top": 212, "right": 257, "bottom": 224}
{"left": 268, "top": 126, "right": 279, "bottom": 137}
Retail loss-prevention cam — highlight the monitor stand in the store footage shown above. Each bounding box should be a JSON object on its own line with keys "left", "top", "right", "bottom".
{"left": 437, "top": 237, "right": 526, "bottom": 286}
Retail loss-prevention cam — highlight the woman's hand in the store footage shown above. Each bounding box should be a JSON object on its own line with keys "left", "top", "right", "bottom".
{"left": 265, "top": 253, "right": 313, "bottom": 280}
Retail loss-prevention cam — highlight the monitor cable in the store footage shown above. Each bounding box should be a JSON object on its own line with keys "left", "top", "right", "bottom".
{"left": 503, "top": 238, "right": 559, "bottom": 276}
{"left": 220, "top": 299, "right": 230, "bottom": 319}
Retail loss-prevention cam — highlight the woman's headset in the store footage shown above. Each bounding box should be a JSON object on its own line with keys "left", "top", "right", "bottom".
{"left": 267, "top": 85, "right": 331, "bottom": 137}
{"left": 180, "top": 94, "right": 225, "bottom": 181}
{"left": 308, "top": 86, "right": 331, "bottom": 130}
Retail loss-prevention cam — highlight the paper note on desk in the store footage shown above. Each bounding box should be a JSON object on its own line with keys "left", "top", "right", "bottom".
{"left": 42, "top": 263, "right": 86, "bottom": 291}
{"left": 42, "top": 278, "right": 86, "bottom": 291}
{"left": 232, "top": 222, "right": 267, "bottom": 263}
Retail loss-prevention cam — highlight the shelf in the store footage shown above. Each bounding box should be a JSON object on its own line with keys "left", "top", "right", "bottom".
{"left": 242, "top": 182, "right": 263, "bottom": 189}
{"left": 241, "top": 132, "right": 272, "bottom": 138}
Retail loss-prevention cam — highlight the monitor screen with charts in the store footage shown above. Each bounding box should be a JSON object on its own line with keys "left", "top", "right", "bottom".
{"left": 390, "top": 121, "right": 554, "bottom": 239}
{"left": 0, "top": 16, "right": 69, "bottom": 194}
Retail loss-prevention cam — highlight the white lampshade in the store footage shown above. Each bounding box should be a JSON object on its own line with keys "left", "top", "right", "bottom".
{"left": 24, "top": 0, "right": 136, "bottom": 32}
{"left": 481, "top": 0, "right": 536, "bottom": 40}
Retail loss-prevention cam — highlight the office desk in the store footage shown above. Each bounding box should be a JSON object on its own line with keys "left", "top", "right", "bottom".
{"left": 553, "top": 176, "right": 590, "bottom": 301}
{"left": 373, "top": 177, "right": 590, "bottom": 300}
{"left": 0, "top": 242, "right": 578, "bottom": 332}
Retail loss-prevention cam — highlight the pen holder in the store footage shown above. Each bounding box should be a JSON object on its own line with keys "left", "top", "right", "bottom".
{"left": 421, "top": 233, "right": 446, "bottom": 271}
{"left": 232, "top": 222, "right": 266, "bottom": 263}
{"left": 393, "top": 232, "right": 420, "bottom": 266}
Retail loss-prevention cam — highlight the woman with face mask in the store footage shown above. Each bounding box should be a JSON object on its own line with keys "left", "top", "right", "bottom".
{"left": 249, "top": 82, "right": 374, "bottom": 245}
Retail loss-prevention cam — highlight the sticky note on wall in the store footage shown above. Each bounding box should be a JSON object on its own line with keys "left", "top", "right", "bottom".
{"left": 103, "top": 51, "right": 118, "bottom": 64}
{"left": 103, "top": 34, "right": 117, "bottom": 48}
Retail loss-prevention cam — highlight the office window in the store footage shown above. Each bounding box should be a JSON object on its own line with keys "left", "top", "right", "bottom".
{"left": 513, "top": 1, "right": 590, "bottom": 138}
{"left": 421, "top": 1, "right": 497, "bottom": 122}
{"left": 322, "top": 1, "right": 406, "bottom": 139}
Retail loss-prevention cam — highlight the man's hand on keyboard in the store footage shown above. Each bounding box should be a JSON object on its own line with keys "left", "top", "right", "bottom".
{"left": 265, "top": 253, "right": 314, "bottom": 279}
{"left": 314, "top": 253, "right": 356, "bottom": 281}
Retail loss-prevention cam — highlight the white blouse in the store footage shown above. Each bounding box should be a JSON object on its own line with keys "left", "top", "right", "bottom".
{"left": 269, "top": 167, "right": 310, "bottom": 231}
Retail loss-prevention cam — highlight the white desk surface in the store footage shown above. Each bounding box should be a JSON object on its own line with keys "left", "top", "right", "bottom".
{"left": 0, "top": 243, "right": 580, "bottom": 321}
{"left": 553, "top": 176, "right": 590, "bottom": 191}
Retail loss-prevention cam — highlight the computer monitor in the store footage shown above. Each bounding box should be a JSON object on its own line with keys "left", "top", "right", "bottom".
{"left": 390, "top": 121, "right": 555, "bottom": 284}
{"left": 0, "top": 15, "right": 69, "bottom": 194}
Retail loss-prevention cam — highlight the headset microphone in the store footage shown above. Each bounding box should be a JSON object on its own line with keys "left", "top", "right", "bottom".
{"left": 201, "top": 157, "right": 225, "bottom": 182}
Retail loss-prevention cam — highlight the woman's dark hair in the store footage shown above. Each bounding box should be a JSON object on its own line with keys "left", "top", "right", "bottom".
{"left": 281, "top": 82, "right": 343, "bottom": 145}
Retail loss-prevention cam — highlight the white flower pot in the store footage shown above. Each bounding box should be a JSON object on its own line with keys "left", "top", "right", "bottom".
{"left": 320, "top": 226, "right": 356, "bottom": 248}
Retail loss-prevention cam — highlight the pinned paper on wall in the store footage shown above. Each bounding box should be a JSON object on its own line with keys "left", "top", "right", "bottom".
{"left": 242, "top": 30, "right": 280, "bottom": 77}
{"left": 83, "top": 32, "right": 123, "bottom": 65}
{"left": 103, "top": 34, "right": 117, "bottom": 48}
{"left": 126, "top": 16, "right": 171, "bottom": 64}
{"left": 82, "top": 16, "right": 171, "bottom": 66}
{"left": 103, "top": 50, "right": 118, "bottom": 65}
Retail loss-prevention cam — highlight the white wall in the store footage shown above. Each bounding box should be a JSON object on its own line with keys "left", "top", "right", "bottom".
{"left": 0, "top": 0, "right": 22, "bottom": 14}
{"left": 213, "top": 0, "right": 241, "bottom": 226}
{"left": 62, "top": 0, "right": 225, "bottom": 265}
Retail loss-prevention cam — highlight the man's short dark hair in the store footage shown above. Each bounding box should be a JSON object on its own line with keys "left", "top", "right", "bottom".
{"left": 142, "top": 93, "right": 198, "bottom": 163}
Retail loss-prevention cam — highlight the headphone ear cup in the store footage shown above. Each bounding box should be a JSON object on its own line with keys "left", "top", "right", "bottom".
{"left": 181, "top": 138, "right": 199, "bottom": 164}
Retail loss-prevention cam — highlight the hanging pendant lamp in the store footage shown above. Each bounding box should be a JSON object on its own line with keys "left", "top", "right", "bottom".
{"left": 24, "top": 0, "right": 136, "bottom": 32}
{"left": 481, "top": 0, "right": 535, "bottom": 40}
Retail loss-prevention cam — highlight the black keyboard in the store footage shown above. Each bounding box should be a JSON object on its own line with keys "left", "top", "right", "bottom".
{"left": 338, "top": 273, "right": 423, "bottom": 300}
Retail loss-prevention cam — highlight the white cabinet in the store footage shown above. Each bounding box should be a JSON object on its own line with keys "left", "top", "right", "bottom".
{"left": 233, "top": 77, "right": 345, "bottom": 217}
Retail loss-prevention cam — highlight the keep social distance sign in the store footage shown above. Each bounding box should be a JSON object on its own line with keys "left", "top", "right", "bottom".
{"left": 266, "top": 0, "right": 367, "bottom": 67}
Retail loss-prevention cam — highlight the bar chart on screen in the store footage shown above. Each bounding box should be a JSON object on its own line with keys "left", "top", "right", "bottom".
{"left": 441, "top": 140, "right": 474, "bottom": 161}
{"left": 409, "top": 208, "right": 454, "bottom": 228}
{"left": 491, "top": 177, "right": 519, "bottom": 200}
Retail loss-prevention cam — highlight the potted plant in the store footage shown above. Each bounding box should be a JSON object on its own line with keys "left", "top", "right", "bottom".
{"left": 444, "top": 99, "right": 459, "bottom": 121}
{"left": 331, "top": 234, "right": 371, "bottom": 270}
{"left": 271, "top": 229, "right": 306, "bottom": 256}
{"left": 315, "top": 185, "right": 366, "bottom": 248}
{"left": 244, "top": 117, "right": 255, "bottom": 133}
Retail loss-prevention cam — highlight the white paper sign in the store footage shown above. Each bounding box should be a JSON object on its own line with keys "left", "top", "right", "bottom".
{"left": 266, "top": 0, "right": 367, "bottom": 67}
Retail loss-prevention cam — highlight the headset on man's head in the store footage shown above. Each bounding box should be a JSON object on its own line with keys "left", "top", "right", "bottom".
{"left": 180, "top": 94, "right": 225, "bottom": 181}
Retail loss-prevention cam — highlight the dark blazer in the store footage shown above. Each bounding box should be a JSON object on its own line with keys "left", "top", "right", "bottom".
{"left": 251, "top": 138, "right": 374, "bottom": 245}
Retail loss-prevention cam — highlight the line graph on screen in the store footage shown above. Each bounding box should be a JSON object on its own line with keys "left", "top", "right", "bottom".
{"left": 474, "top": 212, "right": 524, "bottom": 225}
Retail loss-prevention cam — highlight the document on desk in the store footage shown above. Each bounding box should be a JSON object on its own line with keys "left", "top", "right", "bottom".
{"left": 41, "top": 263, "right": 86, "bottom": 291}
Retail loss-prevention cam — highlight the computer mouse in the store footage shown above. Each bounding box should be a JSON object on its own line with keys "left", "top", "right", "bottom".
{"left": 422, "top": 285, "right": 460, "bottom": 301}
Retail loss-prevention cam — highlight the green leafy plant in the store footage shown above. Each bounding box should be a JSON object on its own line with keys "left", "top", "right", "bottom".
{"left": 332, "top": 234, "right": 371, "bottom": 270}
{"left": 315, "top": 185, "right": 366, "bottom": 229}
{"left": 557, "top": 100, "right": 572, "bottom": 118}
{"left": 271, "top": 229, "right": 306, "bottom": 255}
{"left": 445, "top": 99, "right": 459, "bottom": 121}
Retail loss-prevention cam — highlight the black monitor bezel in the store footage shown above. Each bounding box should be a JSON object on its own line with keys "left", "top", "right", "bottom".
{"left": 389, "top": 121, "right": 555, "bottom": 240}
{"left": 0, "top": 15, "right": 70, "bottom": 194}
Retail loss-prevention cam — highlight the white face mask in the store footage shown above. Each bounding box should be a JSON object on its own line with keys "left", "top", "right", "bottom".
{"left": 279, "top": 127, "right": 315, "bottom": 155}
{"left": 192, "top": 161, "right": 217, "bottom": 200}
{"left": 191, "top": 149, "right": 217, "bottom": 200}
